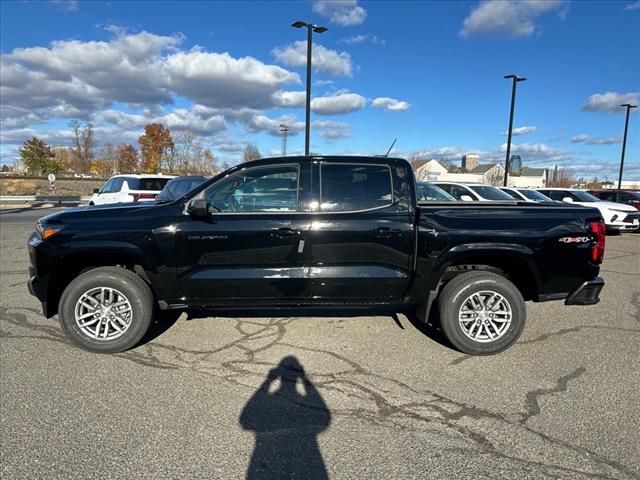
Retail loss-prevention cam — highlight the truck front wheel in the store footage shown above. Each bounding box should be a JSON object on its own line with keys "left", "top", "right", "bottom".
{"left": 437, "top": 271, "right": 526, "bottom": 355}
{"left": 58, "top": 267, "right": 154, "bottom": 353}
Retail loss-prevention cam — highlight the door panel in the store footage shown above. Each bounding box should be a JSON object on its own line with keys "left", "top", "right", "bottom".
{"left": 175, "top": 215, "right": 311, "bottom": 302}
{"left": 306, "top": 162, "right": 413, "bottom": 301}
{"left": 306, "top": 211, "right": 413, "bottom": 300}
{"left": 175, "top": 163, "right": 313, "bottom": 304}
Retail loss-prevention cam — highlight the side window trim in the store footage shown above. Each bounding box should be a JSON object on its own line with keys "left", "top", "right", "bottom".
{"left": 319, "top": 162, "right": 395, "bottom": 214}
{"left": 203, "top": 163, "right": 301, "bottom": 215}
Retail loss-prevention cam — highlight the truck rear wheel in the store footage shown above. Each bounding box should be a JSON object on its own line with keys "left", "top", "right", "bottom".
{"left": 437, "top": 271, "right": 526, "bottom": 355}
{"left": 58, "top": 267, "right": 154, "bottom": 353}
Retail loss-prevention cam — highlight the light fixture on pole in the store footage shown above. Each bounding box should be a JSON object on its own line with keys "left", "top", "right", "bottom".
{"left": 618, "top": 103, "right": 637, "bottom": 190}
{"left": 503, "top": 74, "right": 527, "bottom": 186}
{"left": 292, "top": 20, "right": 327, "bottom": 156}
{"left": 279, "top": 123, "right": 289, "bottom": 156}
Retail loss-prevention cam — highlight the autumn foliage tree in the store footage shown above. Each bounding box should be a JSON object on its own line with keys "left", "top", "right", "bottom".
{"left": 138, "top": 123, "right": 174, "bottom": 173}
{"left": 19, "top": 137, "right": 57, "bottom": 175}
{"left": 115, "top": 144, "right": 139, "bottom": 173}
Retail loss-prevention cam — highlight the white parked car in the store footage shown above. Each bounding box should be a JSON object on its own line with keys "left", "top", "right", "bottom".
{"left": 538, "top": 188, "right": 640, "bottom": 233}
{"left": 499, "top": 187, "right": 555, "bottom": 203}
{"left": 89, "top": 174, "right": 176, "bottom": 205}
{"left": 433, "top": 182, "right": 515, "bottom": 201}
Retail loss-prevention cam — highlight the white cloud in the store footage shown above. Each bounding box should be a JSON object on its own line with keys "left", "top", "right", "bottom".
{"left": 460, "top": 0, "right": 567, "bottom": 38}
{"left": 49, "top": 0, "right": 78, "bottom": 12}
{"left": 624, "top": 1, "right": 640, "bottom": 11}
{"left": 499, "top": 142, "right": 572, "bottom": 163}
{"left": 312, "top": 0, "right": 367, "bottom": 26}
{"left": 0, "top": 29, "right": 301, "bottom": 131}
{"left": 371, "top": 97, "right": 411, "bottom": 111}
{"left": 271, "top": 90, "right": 306, "bottom": 108}
{"left": 90, "top": 107, "right": 227, "bottom": 136}
{"left": 501, "top": 125, "right": 537, "bottom": 136}
{"left": 339, "top": 34, "right": 385, "bottom": 46}
{"left": 571, "top": 134, "right": 622, "bottom": 145}
{"left": 246, "top": 114, "right": 305, "bottom": 137}
{"left": 312, "top": 120, "right": 351, "bottom": 140}
{"left": 272, "top": 41, "right": 352, "bottom": 77}
{"left": 311, "top": 92, "right": 367, "bottom": 115}
{"left": 582, "top": 91, "right": 640, "bottom": 114}
{"left": 165, "top": 50, "right": 300, "bottom": 108}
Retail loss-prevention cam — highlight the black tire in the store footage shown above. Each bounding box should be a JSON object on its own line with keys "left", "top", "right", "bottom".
{"left": 437, "top": 271, "right": 526, "bottom": 355}
{"left": 58, "top": 266, "right": 154, "bottom": 353}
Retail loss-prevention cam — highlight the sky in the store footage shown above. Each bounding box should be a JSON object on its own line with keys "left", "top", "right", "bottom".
{"left": 1, "top": 0, "right": 639, "bottom": 180}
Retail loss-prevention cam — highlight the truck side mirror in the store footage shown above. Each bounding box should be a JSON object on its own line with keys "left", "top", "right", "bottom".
{"left": 562, "top": 197, "right": 574, "bottom": 203}
{"left": 93, "top": 188, "right": 99, "bottom": 194}
{"left": 186, "top": 199, "right": 209, "bottom": 218}
{"left": 460, "top": 195, "right": 474, "bottom": 202}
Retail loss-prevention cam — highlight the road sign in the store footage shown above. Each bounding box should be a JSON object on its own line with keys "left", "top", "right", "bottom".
{"left": 47, "top": 173, "right": 56, "bottom": 182}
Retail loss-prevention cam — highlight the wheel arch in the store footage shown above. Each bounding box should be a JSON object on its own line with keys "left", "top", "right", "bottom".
{"left": 414, "top": 245, "right": 540, "bottom": 323}
{"left": 46, "top": 244, "right": 152, "bottom": 318}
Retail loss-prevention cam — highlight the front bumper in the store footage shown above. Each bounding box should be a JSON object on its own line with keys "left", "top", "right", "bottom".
{"left": 565, "top": 277, "right": 604, "bottom": 305}
{"left": 607, "top": 212, "right": 640, "bottom": 231}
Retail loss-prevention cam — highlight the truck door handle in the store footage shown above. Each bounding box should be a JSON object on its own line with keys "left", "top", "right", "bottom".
{"left": 271, "top": 227, "right": 299, "bottom": 238}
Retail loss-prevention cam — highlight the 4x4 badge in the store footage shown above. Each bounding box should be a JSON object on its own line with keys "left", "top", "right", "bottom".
{"left": 559, "top": 236, "right": 591, "bottom": 243}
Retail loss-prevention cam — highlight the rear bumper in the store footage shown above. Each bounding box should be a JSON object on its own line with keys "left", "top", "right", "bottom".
{"left": 565, "top": 277, "right": 604, "bottom": 305}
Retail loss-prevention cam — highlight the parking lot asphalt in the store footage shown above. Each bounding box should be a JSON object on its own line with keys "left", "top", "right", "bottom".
{"left": 1, "top": 210, "right": 639, "bottom": 479}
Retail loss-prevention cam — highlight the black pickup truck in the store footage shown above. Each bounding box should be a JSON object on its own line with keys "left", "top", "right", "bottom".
{"left": 28, "top": 156, "right": 605, "bottom": 355}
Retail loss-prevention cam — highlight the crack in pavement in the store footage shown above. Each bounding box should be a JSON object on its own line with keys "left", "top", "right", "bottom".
{"left": 449, "top": 323, "right": 640, "bottom": 366}
{"left": 520, "top": 367, "right": 587, "bottom": 424}
{"left": 1, "top": 305, "right": 638, "bottom": 479}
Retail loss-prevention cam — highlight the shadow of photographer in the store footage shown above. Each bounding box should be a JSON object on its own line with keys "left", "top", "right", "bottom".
{"left": 240, "top": 356, "right": 331, "bottom": 480}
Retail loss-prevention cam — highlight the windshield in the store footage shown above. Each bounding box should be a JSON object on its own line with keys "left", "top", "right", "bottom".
{"left": 468, "top": 185, "right": 514, "bottom": 200}
{"left": 417, "top": 183, "right": 455, "bottom": 201}
{"left": 519, "top": 189, "right": 554, "bottom": 202}
{"left": 571, "top": 191, "right": 601, "bottom": 202}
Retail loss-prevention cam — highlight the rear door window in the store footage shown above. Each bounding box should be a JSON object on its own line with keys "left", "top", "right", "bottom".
{"left": 441, "top": 184, "right": 473, "bottom": 200}
{"left": 137, "top": 178, "right": 171, "bottom": 191}
{"left": 543, "top": 190, "right": 566, "bottom": 201}
{"left": 320, "top": 164, "right": 393, "bottom": 212}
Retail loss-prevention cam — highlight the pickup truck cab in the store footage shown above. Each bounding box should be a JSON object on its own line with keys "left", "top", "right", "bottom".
{"left": 28, "top": 156, "right": 606, "bottom": 355}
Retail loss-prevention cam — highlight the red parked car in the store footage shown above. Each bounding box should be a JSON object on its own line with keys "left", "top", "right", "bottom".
{"left": 588, "top": 189, "right": 640, "bottom": 210}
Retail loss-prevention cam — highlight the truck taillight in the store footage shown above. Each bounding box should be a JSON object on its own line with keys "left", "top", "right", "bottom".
{"left": 589, "top": 220, "right": 606, "bottom": 263}
{"left": 132, "top": 193, "right": 156, "bottom": 202}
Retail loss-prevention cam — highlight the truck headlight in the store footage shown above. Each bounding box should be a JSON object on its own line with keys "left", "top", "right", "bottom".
{"left": 36, "top": 221, "right": 65, "bottom": 240}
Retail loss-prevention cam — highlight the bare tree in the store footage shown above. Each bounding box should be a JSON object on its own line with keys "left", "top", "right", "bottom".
{"left": 243, "top": 143, "right": 261, "bottom": 162}
{"left": 175, "top": 130, "right": 199, "bottom": 174}
{"left": 69, "top": 120, "right": 94, "bottom": 173}
{"left": 548, "top": 167, "right": 575, "bottom": 187}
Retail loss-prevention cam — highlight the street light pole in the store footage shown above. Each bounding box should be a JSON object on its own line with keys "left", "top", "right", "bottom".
{"left": 292, "top": 21, "right": 327, "bottom": 156}
{"left": 279, "top": 123, "right": 289, "bottom": 156}
{"left": 618, "top": 103, "right": 637, "bottom": 190}
{"left": 503, "top": 74, "right": 526, "bottom": 186}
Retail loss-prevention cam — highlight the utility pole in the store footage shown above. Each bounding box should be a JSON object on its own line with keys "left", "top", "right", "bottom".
{"left": 503, "top": 74, "right": 527, "bottom": 186}
{"left": 292, "top": 21, "right": 327, "bottom": 156}
{"left": 618, "top": 103, "right": 637, "bottom": 189}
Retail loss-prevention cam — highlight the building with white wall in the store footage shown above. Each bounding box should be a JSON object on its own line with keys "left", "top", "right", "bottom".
{"left": 413, "top": 158, "right": 547, "bottom": 188}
